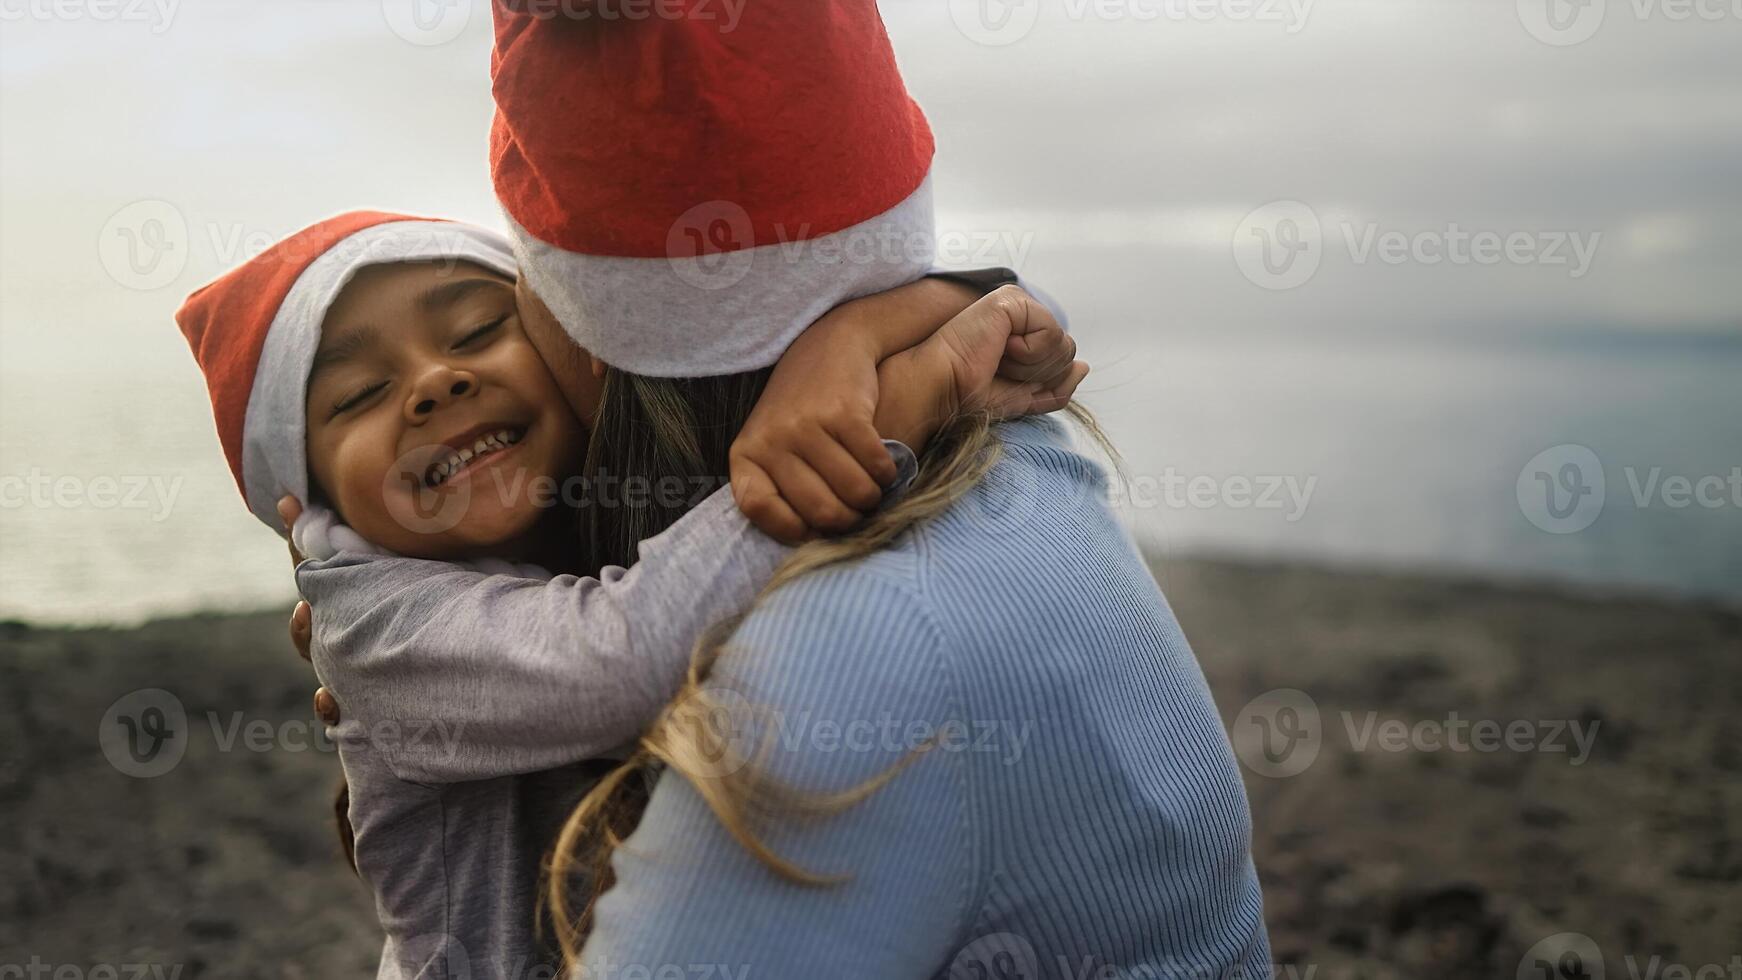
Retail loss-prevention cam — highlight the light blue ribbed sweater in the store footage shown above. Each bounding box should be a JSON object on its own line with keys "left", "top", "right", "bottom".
{"left": 583, "top": 416, "right": 1270, "bottom": 979}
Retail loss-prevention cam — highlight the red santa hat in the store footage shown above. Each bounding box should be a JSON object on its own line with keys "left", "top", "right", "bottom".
{"left": 489, "top": 0, "right": 937, "bottom": 378}
{"left": 174, "top": 212, "right": 518, "bottom": 535}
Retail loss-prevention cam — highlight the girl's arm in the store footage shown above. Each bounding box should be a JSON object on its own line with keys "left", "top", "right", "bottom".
{"left": 295, "top": 485, "right": 790, "bottom": 784}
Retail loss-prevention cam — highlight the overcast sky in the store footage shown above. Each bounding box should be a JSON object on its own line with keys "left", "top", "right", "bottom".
{"left": 2, "top": 0, "right": 1739, "bottom": 381}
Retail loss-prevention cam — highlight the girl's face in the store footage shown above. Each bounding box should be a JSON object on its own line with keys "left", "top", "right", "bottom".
{"left": 304, "top": 260, "right": 586, "bottom": 560}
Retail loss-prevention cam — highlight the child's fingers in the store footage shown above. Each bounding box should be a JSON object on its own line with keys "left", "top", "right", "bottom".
{"left": 999, "top": 328, "right": 1077, "bottom": 383}
{"left": 730, "top": 456, "right": 810, "bottom": 545}
{"left": 277, "top": 495, "right": 306, "bottom": 565}
{"left": 277, "top": 494, "right": 303, "bottom": 527}
{"left": 290, "top": 601, "right": 312, "bottom": 662}
{"left": 804, "top": 437, "right": 886, "bottom": 514}
{"left": 764, "top": 454, "right": 863, "bottom": 533}
{"left": 826, "top": 418, "right": 899, "bottom": 488}
{"left": 1030, "top": 361, "right": 1091, "bottom": 415}
{"left": 983, "top": 360, "right": 1091, "bottom": 418}
{"left": 314, "top": 687, "right": 341, "bottom": 727}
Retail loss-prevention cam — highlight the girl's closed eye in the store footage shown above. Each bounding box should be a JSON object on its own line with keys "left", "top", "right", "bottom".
{"left": 453, "top": 316, "right": 508, "bottom": 350}
{"left": 331, "top": 381, "right": 387, "bottom": 418}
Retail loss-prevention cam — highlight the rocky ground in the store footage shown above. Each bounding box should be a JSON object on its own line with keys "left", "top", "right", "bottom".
{"left": 3, "top": 557, "right": 1737, "bottom": 978}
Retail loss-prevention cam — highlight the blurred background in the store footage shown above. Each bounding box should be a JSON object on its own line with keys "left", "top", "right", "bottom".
{"left": 2, "top": 0, "right": 1738, "bottom": 976}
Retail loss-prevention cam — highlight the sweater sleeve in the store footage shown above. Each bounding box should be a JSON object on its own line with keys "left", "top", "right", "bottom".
{"left": 296, "top": 485, "right": 789, "bottom": 784}
{"left": 580, "top": 571, "right": 977, "bottom": 977}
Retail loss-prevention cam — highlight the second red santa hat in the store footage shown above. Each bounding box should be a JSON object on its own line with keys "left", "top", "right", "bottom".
{"left": 489, "top": 0, "right": 937, "bottom": 378}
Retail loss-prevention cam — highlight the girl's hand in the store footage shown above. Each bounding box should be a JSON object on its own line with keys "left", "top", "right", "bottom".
{"left": 874, "top": 285, "right": 1088, "bottom": 448}
{"left": 730, "top": 280, "right": 987, "bottom": 544}
{"left": 729, "top": 340, "right": 893, "bottom": 545}
{"left": 729, "top": 280, "right": 1087, "bottom": 545}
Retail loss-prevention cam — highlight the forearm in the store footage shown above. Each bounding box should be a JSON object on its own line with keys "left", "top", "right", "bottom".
{"left": 827, "top": 276, "right": 983, "bottom": 362}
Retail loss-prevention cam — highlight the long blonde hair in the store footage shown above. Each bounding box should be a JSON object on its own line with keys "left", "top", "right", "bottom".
{"left": 545, "top": 366, "right": 1110, "bottom": 966}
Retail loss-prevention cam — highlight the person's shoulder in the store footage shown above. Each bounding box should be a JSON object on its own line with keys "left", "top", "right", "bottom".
{"left": 731, "top": 559, "right": 940, "bottom": 671}
{"left": 916, "top": 414, "right": 1118, "bottom": 562}
{"left": 989, "top": 415, "right": 1111, "bottom": 488}
{"left": 725, "top": 563, "right": 948, "bottom": 692}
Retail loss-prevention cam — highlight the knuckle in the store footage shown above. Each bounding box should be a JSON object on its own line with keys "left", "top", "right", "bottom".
{"left": 990, "top": 284, "right": 1031, "bottom": 316}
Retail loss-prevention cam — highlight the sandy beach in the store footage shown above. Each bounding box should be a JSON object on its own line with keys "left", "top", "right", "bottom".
{"left": 3, "top": 556, "right": 1737, "bottom": 978}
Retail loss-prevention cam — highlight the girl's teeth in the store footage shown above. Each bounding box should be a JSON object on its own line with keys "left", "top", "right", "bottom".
{"left": 427, "top": 428, "right": 524, "bottom": 487}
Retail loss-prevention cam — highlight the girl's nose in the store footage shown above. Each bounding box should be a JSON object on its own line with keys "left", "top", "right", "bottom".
{"left": 404, "top": 365, "right": 480, "bottom": 422}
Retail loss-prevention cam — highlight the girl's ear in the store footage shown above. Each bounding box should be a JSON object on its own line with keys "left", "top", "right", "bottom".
{"left": 589, "top": 355, "right": 608, "bottom": 379}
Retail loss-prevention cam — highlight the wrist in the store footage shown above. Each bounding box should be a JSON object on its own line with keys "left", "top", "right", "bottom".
{"left": 803, "top": 300, "right": 894, "bottom": 365}
{"left": 874, "top": 345, "right": 957, "bottom": 450}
